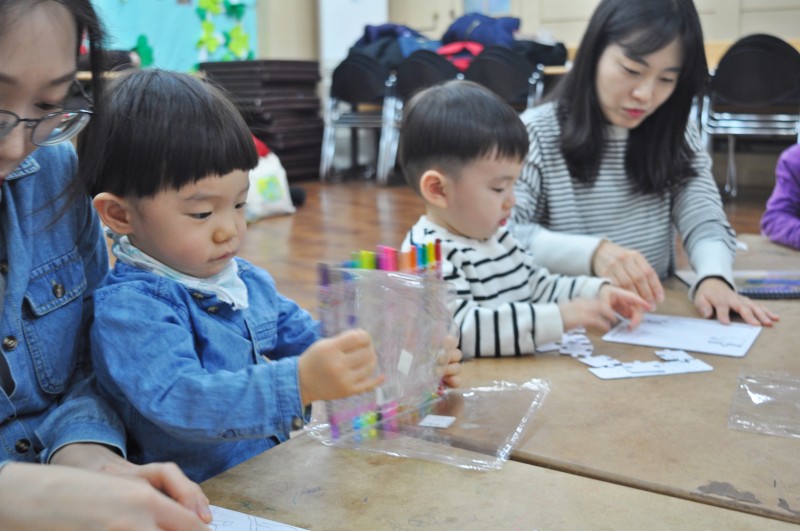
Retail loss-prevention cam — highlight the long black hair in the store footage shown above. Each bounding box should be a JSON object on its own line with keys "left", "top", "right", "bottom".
{"left": 549, "top": 0, "right": 707, "bottom": 194}
{"left": 78, "top": 69, "right": 257, "bottom": 198}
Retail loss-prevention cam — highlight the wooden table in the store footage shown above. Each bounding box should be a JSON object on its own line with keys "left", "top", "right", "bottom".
{"left": 203, "top": 432, "right": 795, "bottom": 530}
{"left": 459, "top": 234, "right": 800, "bottom": 523}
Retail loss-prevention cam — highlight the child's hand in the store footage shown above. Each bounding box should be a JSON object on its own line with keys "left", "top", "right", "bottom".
{"left": 598, "top": 284, "right": 653, "bottom": 329}
{"left": 297, "top": 329, "right": 385, "bottom": 405}
{"left": 439, "top": 335, "right": 462, "bottom": 388}
{"left": 558, "top": 286, "right": 650, "bottom": 332}
{"left": 558, "top": 299, "right": 617, "bottom": 333}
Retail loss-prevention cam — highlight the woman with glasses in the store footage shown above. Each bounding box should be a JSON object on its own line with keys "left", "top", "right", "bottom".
{"left": 0, "top": 1, "right": 210, "bottom": 529}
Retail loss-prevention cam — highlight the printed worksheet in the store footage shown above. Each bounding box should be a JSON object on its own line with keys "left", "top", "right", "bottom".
{"left": 208, "top": 505, "right": 307, "bottom": 530}
{"left": 602, "top": 314, "right": 761, "bottom": 357}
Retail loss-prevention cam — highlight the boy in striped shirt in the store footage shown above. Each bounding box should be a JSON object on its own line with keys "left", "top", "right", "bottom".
{"left": 400, "top": 81, "right": 651, "bottom": 357}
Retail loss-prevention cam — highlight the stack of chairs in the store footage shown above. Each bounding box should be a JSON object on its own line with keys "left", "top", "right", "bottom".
{"left": 200, "top": 59, "right": 322, "bottom": 181}
{"left": 378, "top": 50, "right": 461, "bottom": 184}
{"left": 464, "top": 46, "right": 540, "bottom": 110}
{"left": 319, "top": 53, "right": 390, "bottom": 182}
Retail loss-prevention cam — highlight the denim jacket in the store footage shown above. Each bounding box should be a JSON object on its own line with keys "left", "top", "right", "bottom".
{"left": 0, "top": 143, "right": 125, "bottom": 463}
{"left": 91, "top": 258, "right": 320, "bottom": 482}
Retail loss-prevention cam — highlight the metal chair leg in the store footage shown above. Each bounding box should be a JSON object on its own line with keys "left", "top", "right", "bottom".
{"left": 724, "top": 135, "right": 737, "bottom": 199}
{"left": 319, "top": 98, "right": 338, "bottom": 181}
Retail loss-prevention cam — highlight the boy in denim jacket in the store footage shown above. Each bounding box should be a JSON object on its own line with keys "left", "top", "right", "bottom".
{"left": 81, "top": 69, "right": 463, "bottom": 482}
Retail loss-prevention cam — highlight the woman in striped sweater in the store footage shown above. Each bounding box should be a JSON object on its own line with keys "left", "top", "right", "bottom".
{"left": 511, "top": 0, "right": 777, "bottom": 327}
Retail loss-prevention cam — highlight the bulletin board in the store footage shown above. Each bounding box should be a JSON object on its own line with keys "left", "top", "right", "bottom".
{"left": 92, "top": 0, "right": 257, "bottom": 71}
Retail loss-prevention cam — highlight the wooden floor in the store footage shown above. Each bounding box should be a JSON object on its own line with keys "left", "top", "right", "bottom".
{"left": 239, "top": 179, "right": 769, "bottom": 316}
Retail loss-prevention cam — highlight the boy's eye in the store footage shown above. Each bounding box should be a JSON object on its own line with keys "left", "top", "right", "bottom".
{"left": 492, "top": 188, "right": 505, "bottom": 193}
{"left": 189, "top": 212, "right": 211, "bottom": 220}
{"left": 235, "top": 201, "right": 247, "bottom": 209}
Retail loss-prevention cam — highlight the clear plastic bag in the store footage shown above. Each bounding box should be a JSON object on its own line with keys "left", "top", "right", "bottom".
{"left": 312, "top": 265, "right": 549, "bottom": 470}
{"left": 728, "top": 370, "right": 800, "bottom": 439}
{"left": 306, "top": 379, "right": 549, "bottom": 470}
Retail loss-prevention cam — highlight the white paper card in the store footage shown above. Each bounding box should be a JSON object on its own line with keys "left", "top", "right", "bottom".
{"left": 654, "top": 349, "right": 694, "bottom": 362}
{"left": 602, "top": 314, "right": 761, "bottom": 357}
{"left": 535, "top": 341, "right": 560, "bottom": 353}
{"left": 577, "top": 355, "right": 620, "bottom": 368}
{"left": 589, "top": 358, "right": 713, "bottom": 379}
{"left": 209, "top": 505, "right": 307, "bottom": 530}
{"left": 397, "top": 349, "right": 413, "bottom": 376}
{"left": 418, "top": 414, "right": 456, "bottom": 428}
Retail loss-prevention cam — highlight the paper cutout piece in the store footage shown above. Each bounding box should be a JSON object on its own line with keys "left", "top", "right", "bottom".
{"left": 589, "top": 358, "right": 713, "bottom": 380}
{"left": 209, "top": 505, "right": 307, "bottom": 530}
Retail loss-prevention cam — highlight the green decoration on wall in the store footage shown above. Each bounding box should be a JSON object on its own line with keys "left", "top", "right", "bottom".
{"left": 194, "top": 0, "right": 253, "bottom": 63}
{"left": 197, "top": 19, "right": 222, "bottom": 53}
{"left": 224, "top": 0, "right": 247, "bottom": 21}
{"left": 225, "top": 24, "right": 250, "bottom": 59}
{"left": 197, "top": 0, "right": 224, "bottom": 16}
{"left": 133, "top": 34, "right": 154, "bottom": 67}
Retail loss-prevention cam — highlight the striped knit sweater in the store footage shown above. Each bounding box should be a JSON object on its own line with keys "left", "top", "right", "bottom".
{"left": 402, "top": 216, "right": 606, "bottom": 358}
{"left": 510, "top": 102, "right": 736, "bottom": 298}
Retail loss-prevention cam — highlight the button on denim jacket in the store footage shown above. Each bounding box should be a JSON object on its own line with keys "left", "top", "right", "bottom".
{"left": 91, "top": 258, "right": 320, "bottom": 482}
{"left": 0, "top": 143, "right": 125, "bottom": 463}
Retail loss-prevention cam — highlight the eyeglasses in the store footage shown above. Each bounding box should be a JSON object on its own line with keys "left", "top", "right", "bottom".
{"left": 0, "top": 108, "right": 93, "bottom": 146}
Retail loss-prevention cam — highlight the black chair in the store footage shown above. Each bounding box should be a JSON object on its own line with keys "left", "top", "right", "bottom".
{"left": 464, "top": 46, "right": 538, "bottom": 110}
{"left": 320, "top": 53, "right": 390, "bottom": 181}
{"left": 377, "top": 50, "right": 461, "bottom": 184}
{"left": 700, "top": 34, "right": 800, "bottom": 198}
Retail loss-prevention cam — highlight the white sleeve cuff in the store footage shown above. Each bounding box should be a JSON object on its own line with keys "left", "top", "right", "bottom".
{"left": 687, "top": 240, "right": 735, "bottom": 299}
{"left": 533, "top": 303, "right": 565, "bottom": 346}
{"left": 531, "top": 228, "right": 603, "bottom": 276}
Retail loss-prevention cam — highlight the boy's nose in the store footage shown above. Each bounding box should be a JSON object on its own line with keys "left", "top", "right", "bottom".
{"left": 212, "top": 221, "right": 237, "bottom": 244}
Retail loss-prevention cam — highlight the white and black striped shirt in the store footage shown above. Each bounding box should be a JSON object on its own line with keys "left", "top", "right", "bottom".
{"left": 403, "top": 216, "right": 606, "bottom": 358}
{"left": 511, "top": 102, "right": 736, "bottom": 297}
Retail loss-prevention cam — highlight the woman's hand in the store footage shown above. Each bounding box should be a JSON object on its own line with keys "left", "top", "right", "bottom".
{"left": 50, "top": 443, "right": 211, "bottom": 523}
{"left": 591, "top": 240, "right": 665, "bottom": 305}
{"left": 694, "top": 277, "right": 779, "bottom": 326}
{"left": 0, "top": 462, "right": 210, "bottom": 531}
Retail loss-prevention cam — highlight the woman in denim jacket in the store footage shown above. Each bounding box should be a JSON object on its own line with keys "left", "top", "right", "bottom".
{"left": 0, "top": 1, "right": 211, "bottom": 529}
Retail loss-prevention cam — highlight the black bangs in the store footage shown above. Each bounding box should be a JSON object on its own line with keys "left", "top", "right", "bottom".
{"left": 399, "top": 80, "right": 528, "bottom": 190}
{"left": 80, "top": 69, "right": 258, "bottom": 198}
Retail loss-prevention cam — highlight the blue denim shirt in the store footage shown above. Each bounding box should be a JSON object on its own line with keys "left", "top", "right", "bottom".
{"left": 0, "top": 143, "right": 125, "bottom": 463}
{"left": 91, "top": 258, "right": 320, "bottom": 482}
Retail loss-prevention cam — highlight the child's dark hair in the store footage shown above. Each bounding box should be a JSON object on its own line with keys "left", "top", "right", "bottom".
{"left": 399, "top": 80, "right": 528, "bottom": 194}
{"left": 549, "top": 0, "right": 707, "bottom": 195}
{"left": 78, "top": 68, "right": 258, "bottom": 198}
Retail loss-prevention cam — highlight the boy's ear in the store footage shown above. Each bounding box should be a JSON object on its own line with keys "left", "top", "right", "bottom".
{"left": 92, "top": 192, "right": 135, "bottom": 235}
{"left": 419, "top": 169, "right": 450, "bottom": 208}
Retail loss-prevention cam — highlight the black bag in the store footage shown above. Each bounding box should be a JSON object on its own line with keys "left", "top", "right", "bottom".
{"left": 513, "top": 40, "right": 568, "bottom": 67}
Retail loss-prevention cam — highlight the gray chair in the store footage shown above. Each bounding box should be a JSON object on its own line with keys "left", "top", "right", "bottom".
{"left": 464, "top": 46, "right": 539, "bottom": 110}
{"left": 700, "top": 34, "right": 800, "bottom": 199}
{"left": 320, "top": 53, "right": 390, "bottom": 182}
{"left": 377, "top": 50, "right": 461, "bottom": 185}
